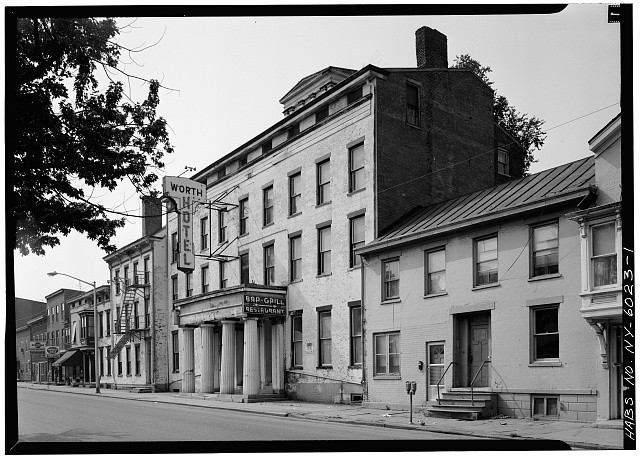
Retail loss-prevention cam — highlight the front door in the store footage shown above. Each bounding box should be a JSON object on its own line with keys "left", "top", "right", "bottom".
{"left": 426, "top": 342, "right": 445, "bottom": 400}
{"left": 469, "top": 315, "right": 490, "bottom": 387}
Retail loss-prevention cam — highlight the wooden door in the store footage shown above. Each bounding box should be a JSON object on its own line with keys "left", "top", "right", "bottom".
{"left": 469, "top": 320, "right": 489, "bottom": 387}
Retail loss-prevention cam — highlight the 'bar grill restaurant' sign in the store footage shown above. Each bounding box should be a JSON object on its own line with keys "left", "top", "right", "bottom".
{"left": 163, "top": 176, "right": 206, "bottom": 272}
{"left": 243, "top": 293, "right": 286, "bottom": 317}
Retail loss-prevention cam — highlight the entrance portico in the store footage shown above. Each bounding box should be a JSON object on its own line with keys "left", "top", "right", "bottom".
{"left": 175, "top": 285, "right": 287, "bottom": 398}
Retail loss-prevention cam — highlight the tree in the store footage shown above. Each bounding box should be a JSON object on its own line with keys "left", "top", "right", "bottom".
{"left": 451, "top": 54, "right": 546, "bottom": 174}
{"left": 12, "top": 17, "right": 173, "bottom": 256}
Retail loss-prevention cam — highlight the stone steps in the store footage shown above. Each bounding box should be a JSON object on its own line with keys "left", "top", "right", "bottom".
{"left": 426, "top": 390, "right": 496, "bottom": 420}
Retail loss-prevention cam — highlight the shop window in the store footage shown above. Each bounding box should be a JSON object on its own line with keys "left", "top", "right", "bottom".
{"left": 375, "top": 332, "right": 400, "bottom": 376}
{"left": 425, "top": 248, "right": 446, "bottom": 294}
{"left": 475, "top": 235, "right": 498, "bottom": 286}
{"left": 531, "top": 222, "right": 559, "bottom": 277}
{"left": 591, "top": 221, "right": 617, "bottom": 287}
{"left": 532, "top": 306, "right": 559, "bottom": 361}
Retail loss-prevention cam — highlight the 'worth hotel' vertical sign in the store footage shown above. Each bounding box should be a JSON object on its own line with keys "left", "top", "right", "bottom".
{"left": 163, "top": 176, "right": 207, "bottom": 272}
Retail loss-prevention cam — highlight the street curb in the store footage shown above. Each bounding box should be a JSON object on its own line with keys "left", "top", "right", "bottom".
{"left": 17, "top": 385, "right": 622, "bottom": 449}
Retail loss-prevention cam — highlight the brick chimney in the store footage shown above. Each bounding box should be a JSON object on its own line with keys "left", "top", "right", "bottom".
{"left": 415, "top": 26, "right": 448, "bottom": 69}
{"left": 141, "top": 196, "right": 162, "bottom": 237}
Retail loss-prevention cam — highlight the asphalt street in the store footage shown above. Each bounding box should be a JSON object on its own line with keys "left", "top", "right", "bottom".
{"left": 17, "top": 388, "right": 489, "bottom": 444}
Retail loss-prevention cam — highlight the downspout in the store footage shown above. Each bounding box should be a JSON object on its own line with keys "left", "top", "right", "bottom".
{"left": 150, "top": 239, "right": 156, "bottom": 392}
{"left": 360, "top": 255, "right": 367, "bottom": 402}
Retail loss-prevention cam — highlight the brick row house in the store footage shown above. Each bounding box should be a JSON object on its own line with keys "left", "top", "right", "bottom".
{"left": 164, "top": 26, "right": 526, "bottom": 402}
{"left": 357, "top": 114, "right": 622, "bottom": 422}
{"left": 15, "top": 297, "right": 46, "bottom": 381}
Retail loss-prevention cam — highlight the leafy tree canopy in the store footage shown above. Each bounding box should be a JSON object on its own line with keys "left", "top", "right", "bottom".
{"left": 451, "top": 54, "right": 546, "bottom": 174}
{"left": 13, "top": 17, "right": 173, "bottom": 256}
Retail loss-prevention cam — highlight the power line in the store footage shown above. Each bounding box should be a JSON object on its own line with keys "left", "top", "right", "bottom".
{"left": 546, "top": 103, "right": 620, "bottom": 132}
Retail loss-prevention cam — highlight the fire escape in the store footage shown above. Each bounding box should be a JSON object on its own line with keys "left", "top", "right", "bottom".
{"left": 107, "top": 274, "right": 148, "bottom": 359}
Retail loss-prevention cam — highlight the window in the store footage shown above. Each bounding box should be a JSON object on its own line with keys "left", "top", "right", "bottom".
{"left": 144, "top": 298, "right": 150, "bottom": 328}
{"left": 347, "top": 85, "right": 363, "bottom": 104}
{"left": 318, "top": 226, "right": 331, "bottom": 275}
{"left": 186, "top": 272, "right": 193, "bottom": 297}
{"left": 115, "top": 270, "right": 120, "bottom": 294}
{"left": 117, "top": 351, "right": 123, "bottom": 376}
{"left": 406, "top": 83, "right": 419, "bottom": 126}
{"left": 318, "top": 310, "right": 332, "bottom": 366}
{"left": 532, "top": 396, "right": 559, "bottom": 417}
{"left": 240, "top": 253, "right": 250, "bottom": 285}
{"left": 264, "top": 244, "right": 275, "bottom": 286}
{"left": 475, "top": 236, "right": 498, "bottom": 286}
{"left": 172, "top": 332, "right": 179, "bottom": 372}
{"left": 317, "top": 159, "right": 331, "bottom": 205}
{"left": 133, "top": 262, "right": 139, "bottom": 284}
{"left": 133, "top": 302, "right": 140, "bottom": 329}
{"left": 99, "top": 312, "right": 104, "bottom": 337}
{"left": 350, "top": 305, "right": 362, "bottom": 366}
{"left": 239, "top": 198, "right": 249, "bottom": 236}
{"left": 105, "top": 309, "right": 111, "bottom": 337}
{"left": 383, "top": 259, "right": 400, "bottom": 300}
{"left": 220, "top": 262, "right": 228, "bottom": 289}
{"left": 135, "top": 345, "right": 141, "bottom": 375}
{"left": 124, "top": 266, "right": 129, "bottom": 288}
{"left": 531, "top": 222, "right": 559, "bottom": 277}
{"left": 172, "top": 275, "right": 178, "bottom": 301}
{"left": 375, "top": 332, "right": 400, "bottom": 376}
{"left": 349, "top": 143, "right": 365, "bottom": 193}
{"left": 290, "top": 235, "right": 302, "bottom": 281}
{"left": 532, "top": 306, "right": 559, "bottom": 361}
{"left": 171, "top": 232, "right": 178, "bottom": 263}
{"left": 591, "top": 222, "right": 617, "bottom": 287}
{"left": 218, "top": 210, "right": 227, "bottom": 244}
{"left": 115, "top": 307, "right": 120, "bottom": 332}
{"left": 291, "top": 314, "right": 303, "bottom": 367}
{"left": 289, "top": 173, "right": 301, "bottom": 215}
{"left": 350, "top": 215, "right": 365, "bottom": 267}
{"left": 239, "top": 155, "right": 247, "bottom": 167}
{"left": 144, "top": 257, "right": 150, "bottom": 284}
{"left": 126, "top": 346, "right": 131, "bottom": 375}
{"left": 263, "top": 186, "right": 274, "bottom": 226}
{"left": 287, "top": 123, "right": 300, "bottom": 139}
{"left": 497, "top": 148, "right": 509, "bottom": 176}
{"left": 426, "top": 248, "right": 446, "bottom": 294}
{"left": 262, "top": 139, "right": 272, "bottom": 154}
{"left": 201, "top": 265, "right": 209, "bottom": 293}
{"left": 201, "top": 217, "right": 209, "bottom": 250}
{"left": 316, "top": 105, "right": 329, "bottom": 123}
{"left": 105, "top": 347, "right": 111, "bottom": 376}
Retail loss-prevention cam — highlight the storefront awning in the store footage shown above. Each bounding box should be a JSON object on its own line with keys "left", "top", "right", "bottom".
{"left": 52, "top": 350, "right": 84, "bottom": 367}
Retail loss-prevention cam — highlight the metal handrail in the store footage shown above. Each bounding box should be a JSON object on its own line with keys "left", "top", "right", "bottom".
{"left": 436, "top": 362, "right": 455, "bottom": 405}
{"left": 470, "top": 360, "right": 491, "bottom": 406}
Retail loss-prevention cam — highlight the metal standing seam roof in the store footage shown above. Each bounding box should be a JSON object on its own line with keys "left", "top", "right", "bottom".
{"left": 367, "top": 156, "right": 595, "bottom": 251}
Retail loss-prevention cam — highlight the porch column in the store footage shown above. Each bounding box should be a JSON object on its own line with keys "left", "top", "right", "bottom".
{"left": 200, "top": 324, "right": 215, "bottom": 393}
{"left": 243, "top": 317, "right": 259, "bottom": 396}
{"left": 182, "top": 327, "right": 195, "bottom": 393}
{"left": 213, "top": 330, "right": 220, "bottom": 391}
{"left": 271, "top": 320, "right": 285, "bottom": 393}
{"left": 220, "top": 320, "right": 236, "bottom": 394}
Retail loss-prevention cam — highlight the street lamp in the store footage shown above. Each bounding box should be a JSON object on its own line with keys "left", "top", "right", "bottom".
{"left": 47, "top": 271, "right": 100, "bottom": 393}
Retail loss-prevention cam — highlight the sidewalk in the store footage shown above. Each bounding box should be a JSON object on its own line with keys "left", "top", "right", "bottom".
{"left": 17, "top": 382, "right": 623, "bottom": 450}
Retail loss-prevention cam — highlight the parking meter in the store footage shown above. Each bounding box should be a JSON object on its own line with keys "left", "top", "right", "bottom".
{"left": 406, "top": 381, "right": 411, "bottom": 393}
{"left": 410, "top": 381, "right": 417, "bottom": 394}
{"left": 406, "top": 380, "right": 417, "bottom": 423}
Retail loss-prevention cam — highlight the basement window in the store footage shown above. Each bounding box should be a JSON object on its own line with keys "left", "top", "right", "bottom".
{"left": 532, "top": 396, "right": 558, "bottom": 418}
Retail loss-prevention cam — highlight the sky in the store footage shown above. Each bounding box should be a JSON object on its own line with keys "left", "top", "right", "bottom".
{"left": 10, "top": 4, "right": 623, "bottom": 302}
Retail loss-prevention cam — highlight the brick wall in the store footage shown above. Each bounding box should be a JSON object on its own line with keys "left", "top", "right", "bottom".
{"left": 375, "top": 70, "right": 495, "bottom": 235}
